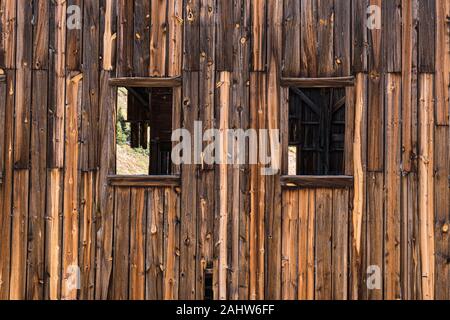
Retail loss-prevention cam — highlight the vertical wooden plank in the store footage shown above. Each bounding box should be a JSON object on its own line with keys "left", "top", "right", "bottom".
{"left": 45, "top": 169, "right": 63, "bottom": 300}
{"left": 0, "top": 76, "right": 5, "bottom": 174}
{"left": 14, "top": 0, "right": 33, "bottom": 168}
{"left": 418, "top": 0, "right": 436, "bottom": 72}
{"left": 382, "top": 0, "right": 402, "bottom": 72}
{"left": 364, "top": 0, "right": 382, "bottom": 73}
{"left": 112, "top": 188, "right": 131, "bottom": 300}
{"left": 81, "top": 0, "right": 100, "bottom": 170}
{"left": 26, "top": 70, "right": 48, "bottom": 300}
{"left": 78, "top": 172, "right": 96, "bottom": 300}
{"left": 101, "top": 0, "right": 117, "bottom": 71}
{"left": 345, "top": 86, "right": 355, "bottom": 175}
{"left": 117, "top": 0, "right": 134, "bottom": 76}
{"left": 352, "top": 0, "right": 368, "bottom": 72}
{"left": 316, "top": 0, "right": 334, "bottom": 76}
{"left": 300, "top": 0, "right": 317, "bottom": 77}
{"left": 251, "top": 0, "right": 266, "bottom": 71}
{"left": 164, "top": 187, "right": 180, "bottom": 300}
{"left": 435, "top": 0, "right": 450, "bottom": 125}
{"left": 367, "top": 78, "right": 384, "bottom": 170}
{"left": 32, "top": 0, "right": 49, "bottom": 70}
{"left": 407, "top": 173, "right": 422, "bottom": 299}
{"left": 367, "top": 21, "right": 384, "bottom": 173}
{"left": 150, "top": 0, "right": 168, "bottom": 76}
{"left": 197, "top": 0, "right": 216, "bottom": 298}
{"left": 229, "top": 0, "right": 251, "bottom": 300}
{"left": 146, "top": 188, "right": 164, "bottom": 300}
{"left": 95, "top": 70, "right": 117, "bottom": 299}
{"left": 402, "top": 0, "right": 419, "bottom": 173}
{"left": 282, "top": 190, "right": 299, "bottom": 299}
{"left": 265, "top": 0, "right": 283, "bottom": 300}
{"left": 183, "top": 0, "right": 200, "bottom": 71}
{"left": 133, "top": 0, "right": 150, "bottom": 77}
{"left": 179, "top": 72, "right": 198, "bottom": 299}
{"left": 216, "top": 0, "right": 234, "bottom": 71}
{"left": 129, "top": 188, "right": 146, "bottom": 300}
{"left": 61, "top": 73, "right": 83, "bottom": 300}
{"left": 418, "top": 74, "right": 435, "bottom": 300}
{"left": 48, "top": 0, "right": 66, "bottom": 168}
{"left": 434, "top": 126, "right": 449, "bottom": 300}
{"left": 66, "top": 0, "right": 82, "bottom": 71}
{"left": 0, "top": 71, "right": 14, "bottom": 299}
{"left": 168, "top": 0, "right": 183, "bottom": 76}
{"left": 305, "top": 189, "right": 316, "bottom": 300}
{"left": 282, "top": 0, "right": 301, "bottom": 77}
{"left": 332, "top": 188, "right": 349, "bottom": 300}
{"left": 366, "top": 172, "right": 384, "bottom": 300}
{"left": 315, "top": 189, "right": 333, "bottom": 300}
{"left": 0, "top": 0, "right": 16, "bottom": 68}
{"left": 239, "top": 1, "right": 252, "bottom": 300}
{"left": 384, "top": 73, "right": 402, "bottom": 300}
{"left": 333, "top": 0, "right": 351, "bottom": 76}
{"left": 218, "top": 71, "right": 230, "bottom": 300}
{"left": 351, "top": 73, "right": 367, "bottom": 300}
{"left": 9, "top": 170, "right": 30, "bottom": 300}
{"left": 249, "top": 72, "right": 266, "bottom": 300}
{"left": 297, "top": 189, "right": 309, "bottom": 300}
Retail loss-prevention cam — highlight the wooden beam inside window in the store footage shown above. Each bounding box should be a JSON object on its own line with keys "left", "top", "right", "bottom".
{"left": 281, "top": 175, "right": 354, "bottom": 189}
{"left": 281, "top": 76, "right": 355, "bottom": 88}
{"left": 0, "top": 74, "right": 5, "bottom": 82}
{"left": 109, "top": 77, "right": 182, "bottom": 88}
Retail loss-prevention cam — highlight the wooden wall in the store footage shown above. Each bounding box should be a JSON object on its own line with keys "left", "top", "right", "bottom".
{"left": 0, "top": 0, "right": 449, "bottom": 300}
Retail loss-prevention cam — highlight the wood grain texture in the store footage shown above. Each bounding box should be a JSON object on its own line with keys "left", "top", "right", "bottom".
{"left": 0, "top": 0, "right": 448, "bottom": 301}
{"left": 418, "top": 74, "right": 435, "bottom": 300}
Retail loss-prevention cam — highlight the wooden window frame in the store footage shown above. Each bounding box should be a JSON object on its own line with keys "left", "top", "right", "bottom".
{"left": 281, "top": 76, "right": 355, "bottom": 189}
{"left": 108, "top": 77, "right": 182, "bottom": 187}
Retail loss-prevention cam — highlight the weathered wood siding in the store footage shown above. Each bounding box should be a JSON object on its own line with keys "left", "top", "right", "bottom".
{"left": 0, "top": 0, "right": 448, "bottom": 300}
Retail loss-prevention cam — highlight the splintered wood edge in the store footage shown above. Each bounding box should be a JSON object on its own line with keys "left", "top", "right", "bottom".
{"left": 280, "top": 76, "right": 355, "bottom": 88}
{"left": 281, "top": 176, "right": 354, "bottom": 189}
{"left": 109, "top": 77, "right": 182, "bottom": 88}
{"left": 107, "top": 175, "right": 181, "bottom": 187}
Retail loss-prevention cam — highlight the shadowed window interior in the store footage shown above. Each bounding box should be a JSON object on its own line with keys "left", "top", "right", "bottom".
{"left": 288, "top": 88, "right": 346, "bottom": 176}
{"left": 116, "top": 87, "right": 173, "bottom": 175}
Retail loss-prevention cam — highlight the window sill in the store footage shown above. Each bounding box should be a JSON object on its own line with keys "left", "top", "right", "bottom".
{"left": 281, "top": 175, "right": 354, "bottom": 189}
{"left": 108, "top": 175, "right": 181, "bottom": 188}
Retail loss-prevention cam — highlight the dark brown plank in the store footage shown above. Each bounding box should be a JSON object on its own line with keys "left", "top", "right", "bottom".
{"left": 109, "top": 77, "right": 182, "bottom": 87}
{"left": 14, "top": 0, "right": 33, "bottom": 168}
{"left": 26, "top": 70, "right": 48, "bottom": 300}
{"left": 216, "top": 0, "right": 233, "bottom": 71}
{"left": 81, "top": 0, "right": 100, "bottom": 170}
{"left": 315, "top": 189, "right": 333, "bottom": 300}
{"left": 382, "top": 0, "right": 401, "bottom": 72}
{"left": 183, "top": 0, "right": 200, "bottom": 71}
{"left": 66, "top": 0, "right": 82, "bottom": 71}
{"left": 418, "top": 0, "right": 436, "bottom": 72}
{"left": 117, "top": 0, "right": 134, "bottom": 76}
{"left": 333, "top": 0, "right": 351, "bottom": 76}
{"left": 108, "top": 175, "right": 181, "bottom": 187}
{"left": 112, "top": 188, "right": 131, "bottom": 300}
{"left": 32, "top": 0, "right": 49, "bottom": 70}
{"left": 281, "top": 76, "right": 355, "bottom": 88}
{"left": 133, "top": 0, "right": 151, "bottom": 77}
